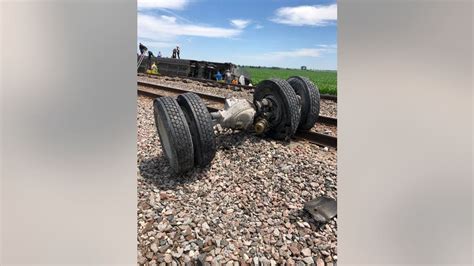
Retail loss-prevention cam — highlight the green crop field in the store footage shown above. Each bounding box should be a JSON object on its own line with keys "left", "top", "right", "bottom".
{"left": 242, "top": 67, "right": 337, "bottom": 95}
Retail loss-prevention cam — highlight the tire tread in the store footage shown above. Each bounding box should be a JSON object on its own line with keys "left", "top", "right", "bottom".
{"left": 287, "top": 76, "right": 320, "bottom": 130}
{"left": 177, "top": 93, "right": 216, "bottom": 167}
{"left": 153, "top": 97, "right": 194, "bottom": 174}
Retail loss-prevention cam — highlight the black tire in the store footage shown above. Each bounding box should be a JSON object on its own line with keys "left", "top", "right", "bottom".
{"left": 153, "top": 97, "right": 194, "bottom": 174}
{"left": 287, "top": 76, "right": 320, "bottom": 130}
{"left": 254, "top": 78, "right": 301, "bottom": 140}
{"left": 177, "top": 93, "right": 216, "bottom": 167}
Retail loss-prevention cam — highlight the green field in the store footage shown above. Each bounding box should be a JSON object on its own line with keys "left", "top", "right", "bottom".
{"left": 242, "top": 67, "right": 337, "bottom": 95}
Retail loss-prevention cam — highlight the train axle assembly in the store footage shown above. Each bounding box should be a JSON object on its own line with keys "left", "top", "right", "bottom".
{"left": 153, "top": 76, "right": 321, "bottom": 174}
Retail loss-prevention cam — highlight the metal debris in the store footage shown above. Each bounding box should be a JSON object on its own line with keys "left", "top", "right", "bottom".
{"left": 304, "top": 196, "right": 337, "bottom": 223}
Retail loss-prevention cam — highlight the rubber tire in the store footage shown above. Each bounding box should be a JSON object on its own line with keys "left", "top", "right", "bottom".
{"left": 153, "top": 97, "right": 194, "bottom": 174}
{"left": 177, "top": 93, "right": 216, "bottom": 167}
{"left": 254, "top": 78, "right": 301, "bottom": 140}
{"left": 287, "top": 76, "right": 320, "bottom": 130}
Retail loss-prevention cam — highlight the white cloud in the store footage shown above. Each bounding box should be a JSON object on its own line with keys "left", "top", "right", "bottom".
{"left": 254, "top": 24, "right": 264, "bottom": 30}
{"left": 138, "top": 14, "right": 242, "bottom": 41}
{"left": 138, "top": 40, "right": 175, "bottom": 49}
{"left": 271, "top": 4, "right": 337, "bottom": 26}
{"left": 245, "top": 46, "right": 335, "bottom": 61}
{"left": 230, "top": 19, "right": 251, "bottom": 29}
{"left": 317, "top": 44, "right": 337, "bottom": 49}
{"left": 160, "top": 15, "right": 177, "bottom": 23}
{"left": 137, "top": 0, "right": 189, "bottom": 10}
{"left": 268, "top": 48, "right": 326, "bottom": 58}
{"left": 232, "top": 47, "right": 336, "bottom": 69}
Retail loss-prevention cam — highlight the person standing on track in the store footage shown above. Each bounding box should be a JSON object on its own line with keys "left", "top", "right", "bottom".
{"left": 176, "top": 46, "right": 180, "bottom": 59}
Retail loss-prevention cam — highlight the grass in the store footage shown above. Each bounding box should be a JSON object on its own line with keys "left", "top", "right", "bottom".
{"left": 242, "top": 67, "right": 337, "bottom": 95}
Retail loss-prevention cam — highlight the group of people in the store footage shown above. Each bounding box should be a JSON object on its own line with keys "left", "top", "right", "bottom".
{"left": 171, "top": 46, "right": 180, "bottom": 59}
{"left": 139, "top": 43, "right": 184, "bottom": 74}
{"left": 138, "top": 43, "right": 160, "bottom": 74}
{"left": 139, "top": 43, "right": 162, "bottom": 59}
{"left": 215, "top": 70, "right": 232, "bottom": 83}
{"left": 139, "top": 43, "right": 251, "bottom": 86}
{"left": 215, "top": 70, "right": 233, "bottom": 84}
{"left": 215, "top": 70, "right": 247, "bottom": 86}
{"left": 140, "top": 43, "right": 181, "bottom": 59}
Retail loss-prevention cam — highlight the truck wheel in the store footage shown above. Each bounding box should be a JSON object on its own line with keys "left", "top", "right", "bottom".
{"left": 153, "top": 97, "right": 194, "bottom": 174}
{"left": 254, "top": 78, "right": 301, "bottom": 140}
{"left": 287, "top": 76, "right": 320, "bottom": 130}
{"left": 177, "top": 93, "right": 216, "bottom": 167}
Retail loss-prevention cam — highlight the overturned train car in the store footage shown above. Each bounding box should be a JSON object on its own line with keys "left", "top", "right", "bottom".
{"left": 137, "top": 55, "right": 252, "bottom": 85}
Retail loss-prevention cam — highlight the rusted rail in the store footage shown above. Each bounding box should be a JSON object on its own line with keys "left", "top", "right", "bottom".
{"left": 318, "top": 116, "right": 337, "bottom": 126}
{"left": 294, "top": 131, "right": 337, "bottom": 149}
{"left": 138, "top": 73, "right": 337, "bottom": 101}
{"left": 137, "top": 81, "right": 224, "bottom": 106}
{"left": 138, "top": 80, "right": 337, "bottom": 125}
{"left": 138, "top": 81, "right": 337, "bottom": 148}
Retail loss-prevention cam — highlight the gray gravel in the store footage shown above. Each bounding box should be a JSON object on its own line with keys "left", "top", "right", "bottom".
{"left": 319, "top": 100, "right": 337, "bottom": 118}
{"left": 137, "top": 95, "right": 337, "bottom": 265}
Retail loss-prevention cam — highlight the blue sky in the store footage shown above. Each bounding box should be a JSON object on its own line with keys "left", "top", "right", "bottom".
{"left": 138, "top": 0, "right": 337, "bottom": 70}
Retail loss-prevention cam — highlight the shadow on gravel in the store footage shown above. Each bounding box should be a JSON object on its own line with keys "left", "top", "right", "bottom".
{"left": 138, "top": 156, "right": 212, "bottom": 190}
{"left": 139, "top": 131, "right": 255, "bottom": 186}
{"left": 290, "top": 208, "right": 329, "bottom": 230}
{"left": 214, "top": 130, "right": 254, "bottom": 150}
{"left": 138, "top": 130, "right": 288, "bottom": 190}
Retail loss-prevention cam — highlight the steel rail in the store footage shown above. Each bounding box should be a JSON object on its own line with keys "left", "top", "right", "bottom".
{"left": 138, "top": 73, "right": 337, "bottom": 101}
{"left": 318, "top": 116, "right": 337, "bottom": 126}
{"left": 138, "top": 82, "right": 337, "bottom": 148}
{"left": 137, "top": 81, "right": 224, "bottom": 105}
{"left": 294, "top": 131, "right": 337, "bottom": 149}
{"left": 138, "top": 80, "right": 337, "bottom": 125}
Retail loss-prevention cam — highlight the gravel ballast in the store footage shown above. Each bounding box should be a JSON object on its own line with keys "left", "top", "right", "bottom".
{"left": 137, "top": 95, "right": 337, "bottom": 265}
{"left": 319, "top": 100, "right": 337, "bottom": 118}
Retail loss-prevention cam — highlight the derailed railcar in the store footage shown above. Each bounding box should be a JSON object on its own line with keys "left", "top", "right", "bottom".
{"left": 137, "top": 55, "right": 251, "bottom": 85}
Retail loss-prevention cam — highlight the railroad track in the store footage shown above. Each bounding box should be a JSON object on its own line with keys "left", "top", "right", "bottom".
{"left": 138, "top": 81, "right": 337, "bottom": 126}
{"left": 138, "top": 73, "right": 337, "bottom": 102}
{"left": 138, "top": 80, "right": 337, "bottom": 148}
